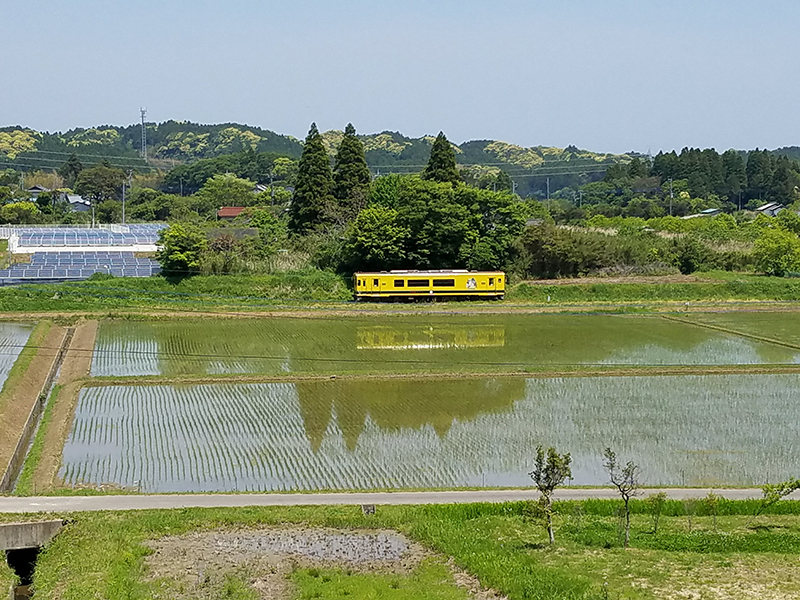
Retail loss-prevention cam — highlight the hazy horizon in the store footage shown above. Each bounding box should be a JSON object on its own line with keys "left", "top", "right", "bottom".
{"left": 4, "top": 0, "right": 799, "bottom": 155}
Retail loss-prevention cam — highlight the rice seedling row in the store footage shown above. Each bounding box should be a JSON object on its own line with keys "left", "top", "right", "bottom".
{"left": 60, "top": 374, "right": 800, "bottom": 492}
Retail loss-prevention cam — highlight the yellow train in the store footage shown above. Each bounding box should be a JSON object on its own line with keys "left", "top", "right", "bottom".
{"left": 353, "top": 270, "right": 505, "bottom": 300}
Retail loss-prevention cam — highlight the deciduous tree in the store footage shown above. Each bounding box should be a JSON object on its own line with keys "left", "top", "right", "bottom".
{"left": 156, "top": 223, "right": 208, "bottom": 275}
{"left": 529, "top": 445, "right": 572, "bottom": 545}
{"left": 603, "top": 447, "right": 641, "bottom": 548}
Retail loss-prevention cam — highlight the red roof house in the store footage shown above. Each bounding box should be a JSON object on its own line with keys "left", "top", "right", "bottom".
{"left": 217, "top": 207, "right": 247, "bottom": 220}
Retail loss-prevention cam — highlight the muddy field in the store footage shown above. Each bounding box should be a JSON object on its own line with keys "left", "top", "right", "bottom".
{"left": 145, "top": 527, "right": 502, "bottom": 600}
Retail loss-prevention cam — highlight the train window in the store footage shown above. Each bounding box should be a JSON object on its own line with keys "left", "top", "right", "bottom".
{"left": 373, "top": 279, "right": 379, "bottom": 286}
{"left": 432, "top": 279, "right": 455, "bottom": 287}
{"left": 498, "top": 278, "right": 502, "bottom": 284}
{"left": 407, "top": 279, "right": 429, "bottom": 287}
{"left": 394, "top": 279, "right": 405, "bottom": 287}
{"left": 489, "top": 278, "right": 494, "bottom": 285}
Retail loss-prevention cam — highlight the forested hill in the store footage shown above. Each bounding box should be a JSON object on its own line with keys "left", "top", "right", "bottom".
{"left": 2, "top": 120, "right": 797, "bottom": 197}
{"left": 0, "top": 120, "right": 629, "bottom": 171}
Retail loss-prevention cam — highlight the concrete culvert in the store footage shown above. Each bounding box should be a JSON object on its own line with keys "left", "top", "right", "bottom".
{"left": 1, "top": 521, "right": 66, "bottom": 600}
{"left": 6, "top": 547, "right": 40, "bottom": 599}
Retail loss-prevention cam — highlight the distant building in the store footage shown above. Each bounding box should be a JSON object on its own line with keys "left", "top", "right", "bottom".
{"left": 217, "top": 206, "right": 247, "bottom": 220}
{"left": 755, "top": 202, "right": 785, "bottom": 217}
{"left": 682, "top": 208, "right": 722, "bottom": 219}
{"left": 65, "top": 194, "right": 91, "bottom": 212}
{"left": 26, "top": 185, "right": 50, "bottom": 198}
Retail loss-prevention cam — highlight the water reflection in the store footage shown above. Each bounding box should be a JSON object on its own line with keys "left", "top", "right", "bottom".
{"left": 91, "top": 314, "right": 800, "bottom": 377}
{"left": 356, "top": 325, "right": 505, "bottom": 350}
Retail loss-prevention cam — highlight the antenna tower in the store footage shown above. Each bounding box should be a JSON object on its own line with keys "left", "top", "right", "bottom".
{"left": 140, "top": 107, "right": 148, "bottom": 162}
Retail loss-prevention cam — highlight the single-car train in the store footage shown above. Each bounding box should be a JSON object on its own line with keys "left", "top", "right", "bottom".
{"left": 353, "top": 270, "right": 505, "bottom": 300}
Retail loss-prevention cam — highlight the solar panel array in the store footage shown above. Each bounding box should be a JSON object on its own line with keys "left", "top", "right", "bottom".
{"left": 14, "top": 224, "right": 166, "bottom": 247}
{"left": 0, "top": 252, "right": 161, "bottom": 280}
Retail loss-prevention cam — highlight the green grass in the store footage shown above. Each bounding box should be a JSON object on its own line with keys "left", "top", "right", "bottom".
{"left": 0, "top": 560, "right": 17, "bottom": 596}
{"left": 14, "top": 384, "right": 62, "bottom": 496}
{"left": 0, "top": 270, "right": 798, "bottom": 314}
{"left": 508, "top": 276, "right": 800, "bottom": 303}
{"left": 293, "top": 560, "right": 470, "bottom": 600}
{"left": 17, "top": 500, "right": 800, "bottom": 600}
{"left": 0, "top": 270, "right": 353, "bottom": 313}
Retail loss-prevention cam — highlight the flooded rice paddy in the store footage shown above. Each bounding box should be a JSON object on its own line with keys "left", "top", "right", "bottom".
{"left": 90, "top": 314, "right": 800, "bottom": 377}
{"left": 0, "top": 323, "right": 33, "bottom": 387}
{"left": 60, "top": 374, "right": 800, "bottom": 492}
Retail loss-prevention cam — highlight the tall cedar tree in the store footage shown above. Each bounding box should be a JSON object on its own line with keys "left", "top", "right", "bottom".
{"left": 289, "top": 123, "right": 334, "bottom": 233}
{"left": 333, "top": 123, "right": 371, "bottom": 204}
{"left": 422, "top": 132, "right": 461, "bottom": 184}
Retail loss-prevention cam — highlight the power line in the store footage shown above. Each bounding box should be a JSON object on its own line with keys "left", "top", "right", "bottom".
{"left": 10, "top": 149, "right": 151, "bottom": 160}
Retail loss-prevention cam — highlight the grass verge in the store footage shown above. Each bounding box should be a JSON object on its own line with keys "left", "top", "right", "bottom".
{"left": 14, "top": 384, "right": 62, "bottom": 496}
{"left": 0, "top": 271, "right": 798, "bottom": 314}
{"left": 16, "top": 499, "right": 800, "bottom": 600}
{"left": 509, "top": 275, "right": 800, "bottom": 303}
{"left": 293, "top": 560, "right": 470, "bottom": 600}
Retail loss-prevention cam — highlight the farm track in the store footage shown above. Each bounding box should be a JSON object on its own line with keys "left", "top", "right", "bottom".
{"left": 83, "top": 363, "right": 800, "bottom": 388}
{"left": 33, "top": 320, "right": 98, "bottom": 491}
{"left": 0, "top": 325, "right": 65, "bottom": 485}
{"left": 0, "top": 299, "right": 800, "bottom": 322}
{"left": 1, "top": 488, "right": 798, "bottom": 514}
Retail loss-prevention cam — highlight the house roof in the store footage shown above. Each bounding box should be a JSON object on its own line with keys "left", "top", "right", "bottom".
{"left": 27, "top": 185, "right": 50, "bottom": 192}
{"left": 217, "top": 206, "right": 247, "bottom": 218}
{"left": 67, "top": 194, "right": 90, "bottom": 206}
{"left": 756, "top": 202, "right": 784, "bottom": 212}
{"left": 700, "top": 208, "right": 721, "bottom": 214}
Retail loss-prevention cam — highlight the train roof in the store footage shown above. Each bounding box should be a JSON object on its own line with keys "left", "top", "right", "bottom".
{"left": 354, "top": 270, "right": 505, "bottom": 275}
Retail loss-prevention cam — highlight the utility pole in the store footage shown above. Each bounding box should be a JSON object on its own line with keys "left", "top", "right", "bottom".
{"left": 546, "top": 177, "right": 550, "bottom": 201}
{"left": 579, "top": 190, "right": 583, "bottom": 208}
{"left": 140, "top": 107, "right": 148, "bottom": 162}
{"left": 122, "top": 169, "right": 132, "bottom": 225}
{"left": 512, "top": 180, "right": 518, "bottom": 196}
{"left": 668, "top": 177, "right": 674, "bottom": 216}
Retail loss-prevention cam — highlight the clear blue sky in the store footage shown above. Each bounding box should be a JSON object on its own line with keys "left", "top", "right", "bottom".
{"left": 3, "top": 0, "right": 799, "bottom": 154}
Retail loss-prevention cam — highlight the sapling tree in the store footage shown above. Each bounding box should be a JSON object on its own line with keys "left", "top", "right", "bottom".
{"left": 603, "top": 447, "right": 641, "bottom": 548}
{"left": 646, "top": 491, "right": 667, "bottom": 535}
{"left": 704, "top": 491, "right": 720, "bottom": 532}
{"left": 529, "top": 445, "right": 572, "bottom": 545}
{"left": 682, "top": 498, "right": 698, "bottom": 533}
{"left": 748, "top": 478, "right": 800, "bottom": 528}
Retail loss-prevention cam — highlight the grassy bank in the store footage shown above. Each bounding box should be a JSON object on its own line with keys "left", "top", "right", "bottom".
{"left": 509, "top": 272, "right": 800, "bottom": 303}
{"left": 13, "top": 385, "right": 62, "bottom": 496}
{"left": 0, "top": 270, "right": 797, "bottom": 314}
{"left": 0, "top": 270, "right": 353, "bottom": 312}
{"left": 18, "top": 499, "right": 800, "bottom": 600}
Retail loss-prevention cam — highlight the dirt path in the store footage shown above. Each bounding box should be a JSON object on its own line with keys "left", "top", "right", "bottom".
{"left": 0, "top": 324, "right": 65, "bottom": 483}
{"left": 32, "top": 320, "right": 98, "bottom": 491}
{"left": 0, "top": 298, "right": 799, "bottom": 321}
